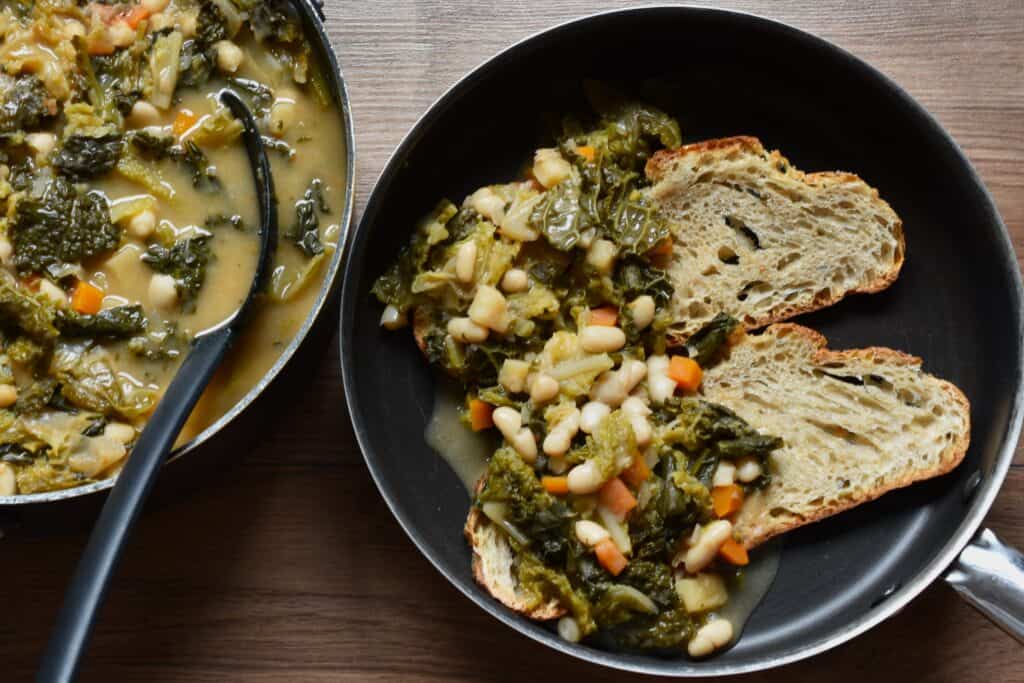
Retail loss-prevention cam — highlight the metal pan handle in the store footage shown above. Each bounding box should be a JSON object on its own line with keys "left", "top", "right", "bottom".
{"left": 945, "top": 528, "right": 1024, "bottom": 643}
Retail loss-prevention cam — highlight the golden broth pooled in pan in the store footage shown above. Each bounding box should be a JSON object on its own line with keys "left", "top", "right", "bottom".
{"left": 0, "top": 0, "right": 347, "bottom": 495}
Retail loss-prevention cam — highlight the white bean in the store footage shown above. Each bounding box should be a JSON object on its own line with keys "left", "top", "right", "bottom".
{"left": 736, "top": 456, "right": 764, "bottom": 483}
{"left": 499, "top": 359, "right": 530, "bottom": 394}
{"left": 141, "top": 0, "right": 171, "bottom": 11}
{"left": 455, "top": 241, "right": 477, "bottom": 283}
{"left": 621, "top": 396, "right": 651, "bottom": 417}
{"left": 107, "top": 21, "right": 135, "bottom": 48}
{"left": 543, "top": 408, "right": 580, "bottom": 457}
{"left": 447, "top": 317, "right": 488, "bottom": 344}
{"left": 580, "top": 326, "right": 626, "bottom": 353}
{"left": 511, "top": 428, "right": 537, "bottom": 463}
{"left": 467, "top": 187, "right": 506, "bottom": 224}
{"left": 589, "top": 360, "right": 645, "bottom": 408}
{"left": 0, "top": 384, "right": 17, "bottom": 409}
{"left": 500, "top": 268, "right": 528, "bottom": 293}
{"left": 128, "top": 100, "right": 162, "bottom": 128}
{"left": 580, "top": 401, "right": 611, "bottom": 434}
{"left": 575, "top": 520, "right": 610, "bottom": 546}
{"left": 0, "top": 462, "right": 15, "bottom": 496}
{"left": 529, "top": 373, "right": 560, "bottom": 404}
{"left": 567, "top": 460, "right": 606, "bottom": 494}
{"left": 468, "top": 285, "right": 509, "bottom": 333}
{"left": 629, "top": 295, "right": 656, "bottom": 331}
{"left": 533, "top": 148, "right": 572, "bottom": 188}
{"left": 0, "top": 236, "right": 11, "bottom": 264}
{"left": 26, "top": 132, "right": 56, "bottom": 161}
{"left": 269, "top": 97, "right": 298, "bottom": 138}
{"left": 684, "top": 520, "right": 733, "bottom": 574}
{"left": 646, "top": 355, "right": 677, "bottom": 404}
{"left": 149, "top": 273, "right": 179, "bottom": 310}
{"left": 103, "top": 422, "right": 136, "bottom": 444}
{"left": 215, "top": 40, "right": 245, "bottom": 73}
{"left": 713, "top": 461, "right": 736, "bottom": 488}
{"left": 491, "top": 406, "right": 522, "bottom": 439}
{"left": 557, "top": 617, "right": 581, "bottom": 643}
{"left": 128, "top": 209, "right": 157, "bottom": 239}
{"left": 578, "top": 228, "right": 596, "bottom": 249}
{"left": 687, "top": 618, "right": 734, "bottom": 657}
{"left": 629, "top": 415, "right": 652, "bottom": 447}
{"left": 586, "top": 239, "right": 618, "bottom": 274}
{"left": 379, "top": 304, "right": 407, "bottom": 330}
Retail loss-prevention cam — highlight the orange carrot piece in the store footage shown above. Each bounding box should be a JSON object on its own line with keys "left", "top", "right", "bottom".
{"left": 173, "top": 110, "right": 199, "bottom": 138}
{"left": 121, "top": 6, "right": 150, "bottom": 29}
{"left": 576, "top": 145, "right": 596, "bottom": 162}
{"left": 589, "top": 305, "right": 618, "bottom": 327}
{"left": 668, "top": 356, "right": 702, "bottom": 392}
{"left": 648, "top": 237, "right": 673, "bottom": 257}
{"left": 598, "top": 477, "right": 638, "bottom": 518}
{"left": 595, "top": 539, "right": 628, "bottom": 576}
{"left": 468, "top": 399, "right": 494, "bottom": 432}
{"left": 71, "top": 281, "right": 104, "bottom": 315}
{"left": 712, "top": 484, "right": 744, "bottom": 518}
{"left": 541, "top": 476, "right": 569, "bottom": 496}
{"left": 719, "top": 538, "right": 750, "bottom": 566}
{"left": 620, "top": 455, "right": 651, "bottom": 487}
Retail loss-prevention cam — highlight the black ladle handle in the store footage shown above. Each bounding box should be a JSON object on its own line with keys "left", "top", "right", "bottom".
{"left": 37, "top": 90, "right": 277, "bottom": 683}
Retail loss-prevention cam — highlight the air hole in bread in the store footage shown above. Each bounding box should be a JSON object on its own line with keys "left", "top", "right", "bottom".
{"left": 718, "top": 246, "right": 739, "bottom": 264}
{"left": 777, "top": 252, "right": 801, "bottom": 270}
{"left": 724, "top": 215, "right": 761, "bottom": 250}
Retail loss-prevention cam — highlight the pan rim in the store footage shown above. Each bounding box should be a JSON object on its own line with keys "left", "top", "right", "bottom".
{"left": 2, "top": 0, "right": 357, "bottom": 507}
{"left": 340, "top": 4, "right": 1024, "bottom": 676}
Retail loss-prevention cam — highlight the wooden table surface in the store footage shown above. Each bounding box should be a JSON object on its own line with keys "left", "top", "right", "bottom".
{"left": 4, "top": 1, "right": 1023, "bottom": 681}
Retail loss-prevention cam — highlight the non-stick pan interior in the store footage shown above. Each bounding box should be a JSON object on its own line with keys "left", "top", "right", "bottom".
{"left": 342, "top": 7, "right": 1021, "bottom": 675}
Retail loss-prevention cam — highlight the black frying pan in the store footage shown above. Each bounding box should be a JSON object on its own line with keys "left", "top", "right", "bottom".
{"left": 339, "top": 7, "right": 1024, "bottom": 675}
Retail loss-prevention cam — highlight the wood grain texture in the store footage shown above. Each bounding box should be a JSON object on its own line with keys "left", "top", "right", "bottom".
{"left": 3, "top": 1, "right": 1023, "bottom": 681}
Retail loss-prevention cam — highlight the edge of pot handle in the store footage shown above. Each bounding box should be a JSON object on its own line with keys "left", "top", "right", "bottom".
{"left": 945, "top": 528, "right": 1024, "bottom": 643}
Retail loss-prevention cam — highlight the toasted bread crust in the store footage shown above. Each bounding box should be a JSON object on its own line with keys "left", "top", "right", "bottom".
{"left": 648, "top": 137, "right": 906, "bottom": 346}
{"left": 727, "top": 324, "right": 971, "bottom": 549}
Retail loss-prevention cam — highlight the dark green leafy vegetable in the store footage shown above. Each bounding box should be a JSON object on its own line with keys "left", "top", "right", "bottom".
{"left": 0, "top": 274, "right": 58, "bottom": 343}
{"left": 0, "top": 75, "right": 52, "bottom": 134}
{"left": 686, "top": 313, "right": 740, "bottom": 366}
{"left": 9, "top": 178, "right": 121, "bottom": 276}
{"left": 92, "top": 41, "right": 151, "bottom": 116}
{"left": 81, "top": 416, "right": 108, "bottom": 438}
{"left": 56, "top": 306, "right": 148, "bottom": 339}
{"left": 289, "top": 178, "right": 329, "bottom": 257}
{"left": 477, "top": 447, "right": 575, "bottom": 564}
{"left": 141, "top": 236, "right": 212, "bottom": 312}
{"left": 205, "top": 213, "right": 246, "bottom": 231}
{"left": 128, "top": 321, "right": 189, "bottom": 362}
{"left": 0, "top": 442, "right": 39, "bottom": 465}
{"left": 180, "top": 141, "right": 221, "bottom": 191}
{"left": 51, "top": 133, "right": 124, "bottom": 180}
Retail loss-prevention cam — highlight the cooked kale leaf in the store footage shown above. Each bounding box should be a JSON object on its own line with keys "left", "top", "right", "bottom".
{"left": 0, "top": 75, "right": 51, "bottom": 134}
{"left": 686, "top": 313, "right": 740, "bottom": 366}
{"left": 141, "top": 236, "right": 212, "bottom": 312}
{"left": 9, "top": 178, "right": 121, "bottom": 275}
{"left": 289, "top": 178, "right": 329, "bottom": 257}
{"left": 57, "top": 305, "right": 148, "bottom": 339}
{"left": 52, "top": 133, "right": 124, "bottom": 180}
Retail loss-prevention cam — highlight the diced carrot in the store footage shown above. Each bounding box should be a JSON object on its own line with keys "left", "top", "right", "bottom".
{"left": 595, "top": 538, "right": 628, "bottom": 576}
{"left": 576, "top": 145, "right": 596, "bottom": 162}
{"left": 598, "top": 477, "right": 637, "bottom": 518}
{"left": 121, "top": 6, "right": 151, "bottom": 29}
{"left": 21, "top": 276, "right": 40, "bottom": 292}
{"left": 648, "top": 237, "right": 673, "bottom": 257}
{"left": 541, "top": 476, "right": 569, "bottom": 496}
{"left": 711, "top": 484, "right": 744, "bottom": 518}
{"left": 668, "top": 355, "right": 702, "bottom": 392}
{"left": 719, "top": 538, "right": 750, "bottom": 566}
{"left": 468, "top": 399, "right": 493, "bottom": 432}
{"left": 173, "top": 110, "right": 199, "bottom": 138}
{"left": 588, "top": 305, "right": 618, "bottom": 327}
{"left": 71, "top": 281, "right": 104, "bottom": 315}
{"left": 620, "top": 455, "right": 651, "bottom": 487}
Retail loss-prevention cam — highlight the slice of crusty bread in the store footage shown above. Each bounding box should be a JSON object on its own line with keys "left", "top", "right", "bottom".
{"left": 700, "top": 324, "right": 970, "bottom": 548}
{"left": 464, "top": 506, "right": 566, "bottom": 620}
{"left": 646, "top": 137, "right": 905, "bottom": 345}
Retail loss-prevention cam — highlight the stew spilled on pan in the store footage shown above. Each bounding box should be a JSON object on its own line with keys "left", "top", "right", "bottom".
{"left": 0, "top": 0, "right": 347, "bottom": 495}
